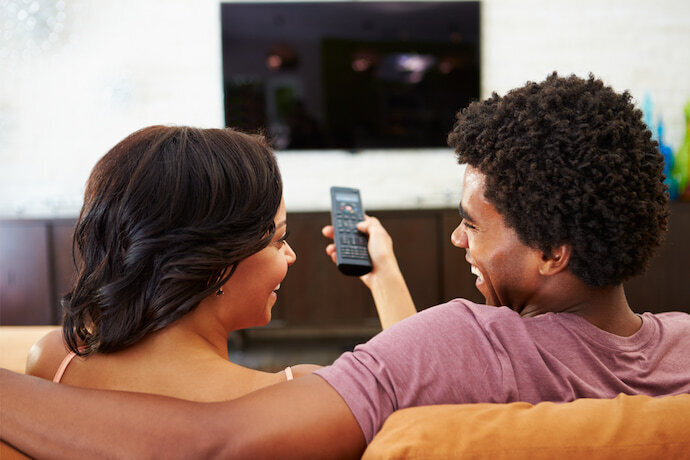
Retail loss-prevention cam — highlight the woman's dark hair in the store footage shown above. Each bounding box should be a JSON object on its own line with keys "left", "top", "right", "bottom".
{"left": 63, "top": 126, "right": 283, "bottom": 355}
{"left": 448, "top": 73, "right": 669, "bottom": 287}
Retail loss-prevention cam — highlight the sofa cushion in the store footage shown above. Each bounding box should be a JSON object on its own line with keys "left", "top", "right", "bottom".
{"left": 0, "top": 326, "right": 59, "bottom": 374}
{"left": 363, "top": 393, "right": 690, "bottom": 459}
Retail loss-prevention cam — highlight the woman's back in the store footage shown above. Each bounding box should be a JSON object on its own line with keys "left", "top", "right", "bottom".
{"left": 27, "top": 329, "right": 318, "bottom": 402}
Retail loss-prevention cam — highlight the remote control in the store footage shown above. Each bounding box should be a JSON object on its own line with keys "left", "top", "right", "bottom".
{"left": 330, "top": 186, "right": 372, "bottom": 276}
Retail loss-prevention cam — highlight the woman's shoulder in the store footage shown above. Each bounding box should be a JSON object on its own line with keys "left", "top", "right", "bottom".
{"left": 25, "top": 329, "right": 71, "bottom": 380}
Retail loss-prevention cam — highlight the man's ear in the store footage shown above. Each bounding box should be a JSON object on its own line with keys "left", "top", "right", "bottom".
{"left": 539, "top": 245, "right": 571, "bottom": 276}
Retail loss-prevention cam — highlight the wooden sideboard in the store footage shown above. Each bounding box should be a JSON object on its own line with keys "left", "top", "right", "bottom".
{"left": 1, "top": 205, "right": 688, "bottom": 332}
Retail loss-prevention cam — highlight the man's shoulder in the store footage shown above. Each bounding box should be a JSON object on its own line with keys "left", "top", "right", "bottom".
{"left": 645, "top": 310, "right": 690, "bottom": 320}
{"left": 418, "top": 298, "right": 518, "bottom": 319}
{"left": 641, "top": 310, "right": 690, "bottom": 332}
{"left": 373, "top": 298, "right": 523, "bottom": 346}
{"left": 413, "top": 299, "right": 522, "bottom": 331}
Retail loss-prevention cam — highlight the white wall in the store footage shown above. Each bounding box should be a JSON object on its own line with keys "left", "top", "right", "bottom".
{"left": 1, "top": 0, "right": 688, "bottom": 217}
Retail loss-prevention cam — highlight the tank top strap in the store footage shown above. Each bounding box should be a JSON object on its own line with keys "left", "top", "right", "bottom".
{"left": 284, "top": 366, "right": 294, "bottom": 381}
{"left": 53, "top": 352, "right": 78, "bottom": 383}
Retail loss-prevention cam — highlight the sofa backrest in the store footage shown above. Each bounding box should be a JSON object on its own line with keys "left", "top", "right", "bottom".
{"left": 363, "top": 393, "right": 690, "bottom": 459}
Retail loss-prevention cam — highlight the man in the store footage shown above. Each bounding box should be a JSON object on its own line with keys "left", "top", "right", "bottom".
{"left": 2, "top": 73, "right": 688, "bottom": 459}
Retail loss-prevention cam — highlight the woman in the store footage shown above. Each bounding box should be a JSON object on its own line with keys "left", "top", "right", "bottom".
{"left": 24, "top": 125, "right": 412, "bottom": 402}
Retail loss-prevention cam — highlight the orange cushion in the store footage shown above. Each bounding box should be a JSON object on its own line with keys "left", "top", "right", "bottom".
{"left": 363, "top": 393, "right": 690, "bottom": 459}
{"left": 0, "top": 441, "right": 30, "bottom": 460}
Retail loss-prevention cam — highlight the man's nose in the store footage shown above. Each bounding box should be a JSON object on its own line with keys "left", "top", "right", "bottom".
{"left": 451, "top": 223, "right": 468, "bottom": 248}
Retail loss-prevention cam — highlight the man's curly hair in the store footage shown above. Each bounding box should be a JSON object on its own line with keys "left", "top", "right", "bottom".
{"left": 447, "top": 72, "right": 669, "bottom": 287}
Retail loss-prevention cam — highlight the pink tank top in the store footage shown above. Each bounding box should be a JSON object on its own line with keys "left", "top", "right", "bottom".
{"left": 53, "top": 352, "right": 296, "bottom": 383}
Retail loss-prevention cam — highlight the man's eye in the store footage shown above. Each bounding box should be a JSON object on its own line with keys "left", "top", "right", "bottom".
{"left": 462, "top": 220, "right": 477, "bottom": 231}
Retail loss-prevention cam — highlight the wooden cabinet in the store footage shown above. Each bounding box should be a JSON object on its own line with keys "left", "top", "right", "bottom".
{"left": 1, "top": 205, "right": 688, "bottom": 329}
{"left": 623, "top": 204, "right": 690, "bottom": 314}
{"left": 272, "top": 210, "right": 446, "bottom": 333}
{"left": 51, "top": 219, "right": 78, "bottom": 320}
{"left": 0, "top": 221, "right": 54, "bottom": 324}
{"left": 0, "top": 219, "right": 78, "bottom": 325}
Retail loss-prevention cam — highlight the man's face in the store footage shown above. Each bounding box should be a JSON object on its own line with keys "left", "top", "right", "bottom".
{"left": 450, "top": 166, "right": 543, "bottom": 309}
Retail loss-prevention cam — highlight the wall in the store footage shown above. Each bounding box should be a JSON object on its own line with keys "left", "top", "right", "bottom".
{"left": 1, "top": 0, "right": 689, "bottom": 217}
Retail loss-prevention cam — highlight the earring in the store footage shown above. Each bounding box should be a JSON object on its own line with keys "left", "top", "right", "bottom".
{"left": 216, "top": 287, "right": 224, "bottom": 296}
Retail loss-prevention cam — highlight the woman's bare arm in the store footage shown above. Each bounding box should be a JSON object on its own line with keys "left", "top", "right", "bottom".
{"left": 0, "top": 369, "right": 365, "bottom": 459}
{"left": 323, "top": 215, "right": 417, "bottom": 329}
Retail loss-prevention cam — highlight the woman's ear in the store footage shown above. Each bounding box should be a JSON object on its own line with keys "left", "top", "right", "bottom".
{"left": 539, "top": 245, "right": 571, "bottom": 277}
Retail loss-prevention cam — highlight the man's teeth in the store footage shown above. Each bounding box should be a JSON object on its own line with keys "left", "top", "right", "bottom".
{"left": 470, "top": 266, "right": 483, "bottom": 281}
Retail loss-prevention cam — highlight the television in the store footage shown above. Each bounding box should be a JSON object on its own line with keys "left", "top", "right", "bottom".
{"left": 220, "top": 1, "right": 480, "bottom": 151}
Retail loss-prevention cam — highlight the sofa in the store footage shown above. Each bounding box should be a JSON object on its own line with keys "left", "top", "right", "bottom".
{"left": 2, "top": 327, "right": 688, "bottom": 459}
{"left": 363, "top": 393, "right": 690, "bottom": 459}
{"left": 0, "top": 326, "right": 59, "bottom": 374}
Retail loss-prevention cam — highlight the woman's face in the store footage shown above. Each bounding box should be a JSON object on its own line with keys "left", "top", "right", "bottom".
{"left": 219, "top": 197, "right": 296, "bottom": 328}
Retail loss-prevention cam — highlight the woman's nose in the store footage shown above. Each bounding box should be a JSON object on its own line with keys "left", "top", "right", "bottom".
{"left": 285, "top": 242, "right": 297, "bottom": 265}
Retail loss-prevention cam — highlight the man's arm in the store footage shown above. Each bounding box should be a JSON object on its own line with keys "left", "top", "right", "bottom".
{"left": 0, "top": 369, "right": 365, "bottom": 459}
{"left": 323, "top": 215, "right": 417, "bottom": 329}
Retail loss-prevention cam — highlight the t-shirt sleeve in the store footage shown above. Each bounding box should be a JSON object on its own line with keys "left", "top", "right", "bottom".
{"left": 315, "top": 300, "right": 512, "bottom": 443}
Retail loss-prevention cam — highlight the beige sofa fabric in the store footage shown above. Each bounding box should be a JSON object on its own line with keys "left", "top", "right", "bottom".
{"left": 0, "top": 326, "right": 59, "bottom": 373}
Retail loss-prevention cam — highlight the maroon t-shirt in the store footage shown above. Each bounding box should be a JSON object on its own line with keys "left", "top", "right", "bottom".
{"left": 316, "top": 299, "right": 690, "bottom": 443}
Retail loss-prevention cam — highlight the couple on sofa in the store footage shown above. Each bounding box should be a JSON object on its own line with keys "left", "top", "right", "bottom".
{"left": 2, "top": 73, "right": 689, "bottom": 459}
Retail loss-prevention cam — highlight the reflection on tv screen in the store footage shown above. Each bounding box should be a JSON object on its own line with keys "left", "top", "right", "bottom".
{"left": 221, "top": 2, "right": 480, "bottom": 151}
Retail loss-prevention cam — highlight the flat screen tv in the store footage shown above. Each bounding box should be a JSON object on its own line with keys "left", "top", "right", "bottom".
{"left": 221, "top": 1, "right": 480, "bottom": 151}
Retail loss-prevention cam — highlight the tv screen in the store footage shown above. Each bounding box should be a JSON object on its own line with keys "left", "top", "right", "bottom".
{"left": 221, "top": 1, "right": 480, "bottom": 151}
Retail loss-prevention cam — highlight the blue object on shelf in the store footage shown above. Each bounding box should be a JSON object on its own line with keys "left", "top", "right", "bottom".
{"left": 658, "top": 118, "right": 679, "bottom": 200}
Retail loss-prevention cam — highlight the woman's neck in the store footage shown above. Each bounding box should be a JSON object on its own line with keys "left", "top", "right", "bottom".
{"left": 135, "top": 309, "right": 233, "bottom": 361}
